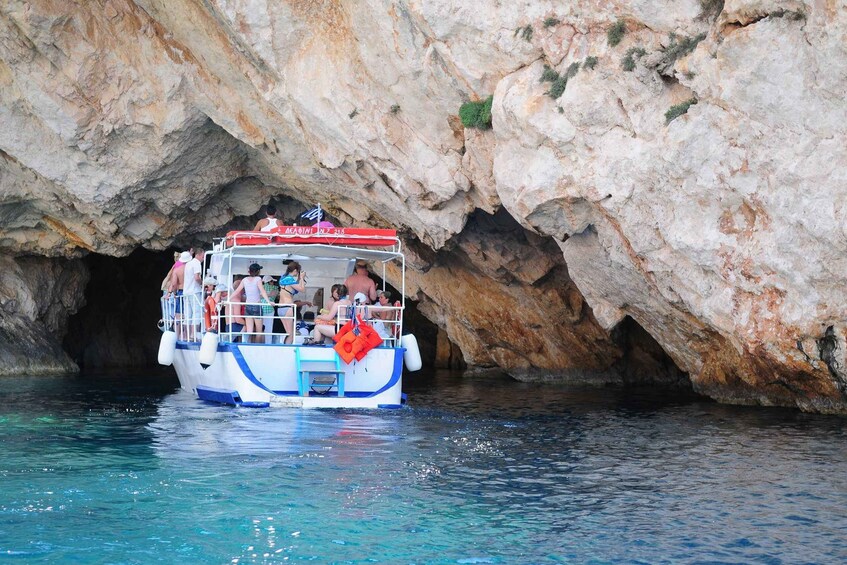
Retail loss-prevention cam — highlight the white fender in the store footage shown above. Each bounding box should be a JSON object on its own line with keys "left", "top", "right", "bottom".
{"left": 400, "top": 334, "right": 422, "bottom": 372}
{"left": 199, "top": 331, "right": 220, "bottom": 369}
{"left": 157, "top": 330, "right": 177, "bottom": 366}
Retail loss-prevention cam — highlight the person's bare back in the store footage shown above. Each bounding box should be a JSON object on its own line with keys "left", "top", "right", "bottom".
{"left": 169, "top": 264, "right": 185, "bottom": 293}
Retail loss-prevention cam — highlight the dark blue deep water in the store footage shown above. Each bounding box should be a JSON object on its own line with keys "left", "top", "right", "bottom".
{"left": 1, "top": 371, "right": 846, "bottom": 563}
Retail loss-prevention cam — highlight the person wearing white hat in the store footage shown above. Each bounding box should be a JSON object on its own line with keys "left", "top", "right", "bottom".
{"left": 182, "top": 249, "right": 205, "bottom": 341}
{"left": 166, "top": 251, "right": 193, "bottom": 338}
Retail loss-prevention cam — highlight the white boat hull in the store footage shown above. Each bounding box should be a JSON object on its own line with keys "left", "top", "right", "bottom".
{"left": 172, "top": 342, "right": 405, "bottom": 409}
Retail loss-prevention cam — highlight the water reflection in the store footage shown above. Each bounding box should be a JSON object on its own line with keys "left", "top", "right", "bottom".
{"left": 0, "top": 370, "right": 846, "bottom": 563}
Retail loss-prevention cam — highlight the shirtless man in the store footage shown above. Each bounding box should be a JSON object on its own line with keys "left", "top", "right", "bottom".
{"left": 343, "top": 259, "right": 377, "bottom": 304}
{"left": 253, "top": 204, "right": 281, "bottom": 232}
{"left": 167, "top": 251, "right": 191, "bottom": 339}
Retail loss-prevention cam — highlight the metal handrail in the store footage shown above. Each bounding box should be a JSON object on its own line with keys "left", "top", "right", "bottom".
{"left": 161, "top": 294, "right": 405, "bottom": 346}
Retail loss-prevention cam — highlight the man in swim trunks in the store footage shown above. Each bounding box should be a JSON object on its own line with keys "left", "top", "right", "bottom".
{"left": 167, "top": 251, "right": 191, "bottom": 339}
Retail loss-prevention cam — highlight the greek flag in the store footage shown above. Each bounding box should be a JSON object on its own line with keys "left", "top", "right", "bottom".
{"left": 301, "top": 205, "right": 322, "bottom": 221}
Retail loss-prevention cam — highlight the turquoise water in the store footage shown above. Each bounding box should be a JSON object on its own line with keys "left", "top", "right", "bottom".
{"left": 1, "top": 372, "right": 846, "bottom": 563}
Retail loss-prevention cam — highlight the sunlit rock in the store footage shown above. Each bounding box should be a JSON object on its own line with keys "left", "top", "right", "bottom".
{"left": 1, "top": 1, "right": 846, "bottom": 411}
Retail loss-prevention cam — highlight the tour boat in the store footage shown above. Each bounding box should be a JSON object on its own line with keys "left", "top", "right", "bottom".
{"left": 156, "top": 225, "right": 421, "bottom": 408}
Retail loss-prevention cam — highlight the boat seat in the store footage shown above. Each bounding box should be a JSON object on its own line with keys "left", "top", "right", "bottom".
{"left": 294, "top": 347, "right": 345, "bottom": 397}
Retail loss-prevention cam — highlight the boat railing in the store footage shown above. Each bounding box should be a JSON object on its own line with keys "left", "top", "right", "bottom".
{"left": 160, "top": 292, "right": 205, "bottom": 342}
{"left": 337, "top": 305, "right": 403, "bottom": 347}
{"left": 160, "top": 295, "right": 402, "bottom": 346}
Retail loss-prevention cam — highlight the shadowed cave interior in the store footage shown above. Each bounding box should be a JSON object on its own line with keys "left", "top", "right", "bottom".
{"left": 62, "top": 249, "right": 441, "bottom": 372}
{"left": 61, "top": 240, "right": 689, "bottom": 393}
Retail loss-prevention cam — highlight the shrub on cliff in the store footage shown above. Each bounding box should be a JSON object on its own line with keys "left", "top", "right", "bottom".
{"left": 515, "top": 25, "right": 533, "bottom": 41}
{"left": 459, "top": 96, "right": 493, "bottom": 129}
{"left": 665, "top": 98, "right": 698, "bottom": 124}
{"left": 622, "top": 47, "right": 647, "bottom": 71}
{"left": 662, "top": 33, "right": 706, "bottom": 64}
{"left": 584, "top": 56, "right": 599, "bottom": 70}
{"left": 540, "top": 64, "right": 560, "bottom": 83}
{"left": 547, "top": 76, "right": 568, "bottom": 98}
{"left": 607, "top": 20, "right": 626, "bottom": 46}
{"left": 699, "top": 0, "right": 724, "bottom": 20}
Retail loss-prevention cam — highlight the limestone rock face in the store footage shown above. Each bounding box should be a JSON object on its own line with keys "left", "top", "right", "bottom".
{"left": 1, "top": 1, "right": 846, "bottom": 411}
{"left": 0, "top": 256, "right": 88, "bottom": 376}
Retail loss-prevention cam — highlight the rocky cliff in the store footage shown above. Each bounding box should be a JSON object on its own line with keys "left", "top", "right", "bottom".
{"left": 1, "top": 0, "right": 846, "bottom": 412}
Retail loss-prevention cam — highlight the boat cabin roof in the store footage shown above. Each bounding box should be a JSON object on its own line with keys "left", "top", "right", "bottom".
{"left": 208, "top": 227, "right": 404, "bottom": 281}
{"left": 216, "top": 243, "right": 402, "bottom": 263}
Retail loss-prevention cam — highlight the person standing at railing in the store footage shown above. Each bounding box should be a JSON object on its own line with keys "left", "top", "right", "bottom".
{"left": 182, "top": 249, "right": 205, "bottom": 342}
{"left": 160, "top": 251, "right": 182, "bottom": 329}
{"left": 232, "top": 263, "right": 272, "bottom": 344}
{"left": 261, "top": 275, "right": 279, "bottom": 344}
{"left": 166, "top": 251, "right": 191, "bottom": 339}
{"left": 254, "top": 204, "right": 282, "bottom": 232}
{"left": 277, "top": 261, "right": 306, "bottom": 344}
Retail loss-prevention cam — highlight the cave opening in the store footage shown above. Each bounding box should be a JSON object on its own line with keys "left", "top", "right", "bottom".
{"left": 63, "top": 248, "right": 441, "bottom": 372}
{"left": 610, "top": 315, "right": 692, "bottom": 389}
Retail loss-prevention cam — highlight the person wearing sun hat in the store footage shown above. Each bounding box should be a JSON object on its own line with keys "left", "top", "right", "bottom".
{"left": 231, "top": 263, "right": 272, "bottom": 343}
{"left": 343, "top": 259, "right": 377, "bottom": 304}
{"left": 182, "top": 249, "right": 205, "bottom": 341}
{"left": 164, "top": 251, "right": 193, "bottom": 338}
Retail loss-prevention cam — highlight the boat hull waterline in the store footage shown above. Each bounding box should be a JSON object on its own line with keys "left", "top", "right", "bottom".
{"left": 172, "top": 342, "right": 405, "bottom": 409}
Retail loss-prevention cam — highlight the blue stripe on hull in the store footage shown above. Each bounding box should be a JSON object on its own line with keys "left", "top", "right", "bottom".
{"left": 175, "top": 342, "right": 404, "bottom": 400}
{"left": 196, "top": 386, "right": 241, "bottom": 405}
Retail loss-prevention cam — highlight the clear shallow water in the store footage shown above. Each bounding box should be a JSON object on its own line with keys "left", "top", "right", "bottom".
{"left": 1, "top": 372, "right": 846, "bottom": 564}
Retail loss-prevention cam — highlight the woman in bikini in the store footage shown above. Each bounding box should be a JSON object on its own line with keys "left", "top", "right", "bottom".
{"left": 277, "top": 261, "right": 306, "bottom": 344}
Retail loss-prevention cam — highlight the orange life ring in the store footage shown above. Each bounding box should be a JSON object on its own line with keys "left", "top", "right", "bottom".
{"left": 204, "top": 296, "right": 218, "bottom": 330}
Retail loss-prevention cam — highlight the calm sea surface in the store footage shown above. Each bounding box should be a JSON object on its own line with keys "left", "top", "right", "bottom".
{"left": 0, "top": 371, "right": 845, "bottom": 564}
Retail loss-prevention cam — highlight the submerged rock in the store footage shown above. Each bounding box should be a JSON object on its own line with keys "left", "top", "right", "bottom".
{"left": 0, "top": 1, "right": 846, "bottom": 411}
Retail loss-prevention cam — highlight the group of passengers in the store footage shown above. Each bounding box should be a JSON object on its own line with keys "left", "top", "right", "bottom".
{"left": 161, "top": 204, "right": 398, "bottom": 344}
{"left": 161, "top": 248, "right": 205, "bottom": 340}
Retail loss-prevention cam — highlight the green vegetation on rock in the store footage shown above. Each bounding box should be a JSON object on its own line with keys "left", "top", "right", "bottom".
{"left": 622, "top": 47, "right": 646, "bottom": 71}
{"left": 665, "top": 98, "right": 697, "bottom": 124}
{"left": 607, "top": 20, "right": 626, "bottom": 47}
{"left": 540, "top": 64, "right": 560, "bottom": 83}
{"left": 699, "top": 0, "right": 724, "bottom": 20}
{"left": 547, "top": 76, "right": 568, "bottom": 98}
{"left": 515, "top": 25, "right": 533, "bottom": 41}
{"left": 459, "top": 96, "right": 493, "bottom": 129}
{"left": 662, "top": 33, "right": 706, "bottom": 64}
